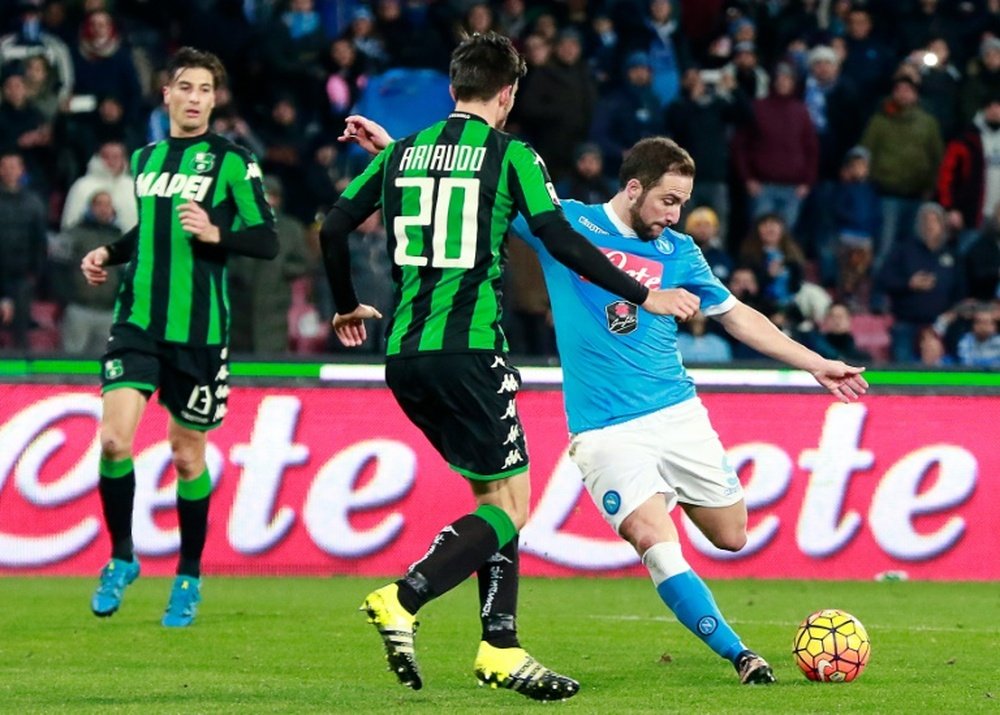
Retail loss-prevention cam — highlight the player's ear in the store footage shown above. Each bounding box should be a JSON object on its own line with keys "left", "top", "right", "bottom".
{"left": 626, "top": 179, "right": 643, "bottom": 203}
{"left": 498, "top": 83, "right": 515, "bottom": 108}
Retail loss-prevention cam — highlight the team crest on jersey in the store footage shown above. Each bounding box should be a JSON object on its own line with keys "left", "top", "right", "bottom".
{"left": 605, "top": 300, "right": 638, "bottom": 335}
{"left": 545, "top": 181, "right": 561, "bottom": 205}
{"left": 653, "top": 236, "right": 675, "bottom": 255}
{"left": 190, "top": 152, "right": 215, "bottom": 173}
{"left": 104, "top": 359, "right": 124, "bottom": 380}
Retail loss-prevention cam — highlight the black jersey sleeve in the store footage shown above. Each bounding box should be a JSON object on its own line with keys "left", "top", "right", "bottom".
{"left": 319, "top": 205, "right": 362, "bottom": 314}
{"left": 104, "top": 226, "right": 139, "bottom": 265}
{"left": 534, "top": 215, "right": 650, "bottom": 305}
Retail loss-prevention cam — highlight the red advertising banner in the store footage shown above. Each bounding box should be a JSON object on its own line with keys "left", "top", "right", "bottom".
{"left": 0, "top": 383, "right": 996, "bottom": 580}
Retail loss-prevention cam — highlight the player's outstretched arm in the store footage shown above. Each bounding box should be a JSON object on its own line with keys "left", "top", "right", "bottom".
{"left": 339, "top": 115, "right": 393, "bottom": 155}
{"left": 332, "top": 304, "right": 384, "bottom": 347}
{"left": 717, "top": 300, "right": 868, "bottom": 403}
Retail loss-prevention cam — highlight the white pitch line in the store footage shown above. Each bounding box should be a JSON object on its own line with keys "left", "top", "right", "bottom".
{"left": 585, "top": 614, "right": 997, "bottom": 634}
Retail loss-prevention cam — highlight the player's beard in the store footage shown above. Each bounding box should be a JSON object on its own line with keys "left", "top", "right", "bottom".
{"left": 628, "top": 191, "right": 661, "bottom": 241}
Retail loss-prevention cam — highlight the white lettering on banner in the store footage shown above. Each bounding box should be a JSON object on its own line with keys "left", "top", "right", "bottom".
{"left": 869, "top": 446, "right": 976, "bottom": 560}
{"left": 796, "top": 404, "right": 874, "bottom": 557}
{"left": 132, "top": 443, "right": 223, "bottom": 556}
{"left": 0, "top": 394, "right": 102, "bottom": 567}
{"left": 303, "top": 440, "right": 415, "bottom": 557}
{"left": 521, "top": 453, "right": 637, "bottom": 569}
{"left": 0, "top": 389, "right": 989, "bottom": 575}
{"left": 683, "top": 442, "right": 792, "bottom": 559}
{"left": 228, "top": 396, "right": 308, "bottom": 554}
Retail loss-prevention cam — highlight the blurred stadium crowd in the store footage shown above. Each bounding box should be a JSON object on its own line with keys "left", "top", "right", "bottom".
{"left": 0, "top": 0, "right": 998, "bottom": 366}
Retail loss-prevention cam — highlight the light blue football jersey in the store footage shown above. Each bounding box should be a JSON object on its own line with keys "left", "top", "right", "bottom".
{"left": 511, "top": 200, "right": 736, "bottom": 434}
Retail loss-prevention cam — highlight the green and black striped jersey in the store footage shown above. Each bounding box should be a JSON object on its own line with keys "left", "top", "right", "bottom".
{"left": 337, "top": 112, "right": 563, "bottom": 357}
{"left": 115, "top": 132, "right": 274, "bottom": 346}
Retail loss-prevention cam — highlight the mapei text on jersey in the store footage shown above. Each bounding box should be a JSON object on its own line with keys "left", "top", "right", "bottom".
{"left": 397, "top": 144, "right": 488, "bottom": 173}
{"left": 135, "top": 172, "right": 214, "bottom": 201}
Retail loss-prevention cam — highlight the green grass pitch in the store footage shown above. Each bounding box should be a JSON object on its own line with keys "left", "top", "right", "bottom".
{"left": 1, "top": 577, "right": 997, "bottom": 713}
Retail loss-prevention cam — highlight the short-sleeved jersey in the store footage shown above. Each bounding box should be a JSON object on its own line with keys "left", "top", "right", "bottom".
{"left": 115, "top": 132, "right": 273, "bottom": 347}
{"left": 511, "top": 200, "right": 737, "bottom": 434}
{"left": 336, "top": 112, "right": 562, "bottom": 358}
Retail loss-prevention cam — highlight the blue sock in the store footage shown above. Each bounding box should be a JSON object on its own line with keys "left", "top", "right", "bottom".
{"left": 645, "top": 542, "right": 745, "bottom": 662}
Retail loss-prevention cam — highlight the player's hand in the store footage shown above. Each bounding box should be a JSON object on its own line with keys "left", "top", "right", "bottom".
{"left": 339, "top": 115, "right": 392, "bottom": 155}
{"left": 332, "top": 304, "right": 383, "bottom": 347}
{"left": 811, "top": 360, "right": 868, "bottom": 403}
{"left": 81, "top": 246, "right": 111, "bottom": 285}
{"left": 0, "top": 298, "right": 12, "bottom": 325}
{"left": 641, "top": 288, "right": 700, "bottom": 321}
{"left": 178, "top": 201, "right": 221, "bottom": 244}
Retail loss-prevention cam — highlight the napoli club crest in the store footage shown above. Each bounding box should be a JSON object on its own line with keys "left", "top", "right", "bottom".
{"left": 654, "top": 237, "right": 675, "bottom": 255}
{"left": 605, "top": 300, "right": 638, "bottom": 335}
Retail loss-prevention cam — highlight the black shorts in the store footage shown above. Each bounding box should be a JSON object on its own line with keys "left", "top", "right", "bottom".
{"left": 385, "top": 352, "right": 529, "bottom": 481}
{"left": 100, "top": 323, "right": 230, "bottom": 431}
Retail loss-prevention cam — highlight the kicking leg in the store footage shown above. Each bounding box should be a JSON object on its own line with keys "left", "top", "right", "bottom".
{"left": 622, "top": 495, "right": 775, "bottom": 684}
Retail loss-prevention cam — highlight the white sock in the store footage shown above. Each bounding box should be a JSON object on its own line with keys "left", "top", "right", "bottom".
{"left": 641, "top": 541, "right": 690, "bottom": 587}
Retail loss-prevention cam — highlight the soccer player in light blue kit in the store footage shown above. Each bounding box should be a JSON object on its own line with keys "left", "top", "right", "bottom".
{"left": 340, "top": 120, "right": 869, "bottom": 685}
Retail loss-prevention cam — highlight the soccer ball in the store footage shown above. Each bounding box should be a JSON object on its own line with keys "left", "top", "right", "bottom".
{"left": 792, "top": 609, "right": 870, "bottom": 682}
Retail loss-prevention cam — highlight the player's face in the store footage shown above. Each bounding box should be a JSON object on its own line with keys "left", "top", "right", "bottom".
{"left": 627, "top": 173, "right": 693, "bottom": 240}
{"left": 164, "top": 67, "right": 216, "bottom": 137}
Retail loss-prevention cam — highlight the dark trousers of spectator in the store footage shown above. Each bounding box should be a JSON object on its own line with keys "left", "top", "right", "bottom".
{"left": 506, "top": 311, "right": 556, "bottom": 358}
{"left": 1, "top": 277, "right": 34, "bottom": 351}
{"left": 890, "top": 320, "right": 927, "bottom": 364}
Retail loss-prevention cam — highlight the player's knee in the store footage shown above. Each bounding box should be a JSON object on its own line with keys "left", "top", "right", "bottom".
{"left": 170, "top": 447, "right": 204, "bottom": 479}
{"left": 708, "top": 529, "right": 747, "bottom": 553}
{"left": 99, "top": 427, "right": 133, "bottom": 460}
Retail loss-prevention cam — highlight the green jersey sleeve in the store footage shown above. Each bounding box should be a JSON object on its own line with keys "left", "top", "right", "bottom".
{"left": 219, "top": 148, "right": 274, "bottom": 231}
{"left": 336, "top": 143, "right": 393, "bottom": 222}
{"left": 507, "top": 140, "right": 561, "bottom": 231}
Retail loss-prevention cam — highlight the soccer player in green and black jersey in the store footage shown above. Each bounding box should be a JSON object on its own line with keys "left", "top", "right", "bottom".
{"left": 319, "top": 32, "right": 684, "bottom": 701}
{"left": 80, "top": 47, "right": 277, "bottom": 627}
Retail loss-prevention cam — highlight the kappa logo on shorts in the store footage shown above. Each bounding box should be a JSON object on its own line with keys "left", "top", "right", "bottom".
{"left": 500, "top": 399, "right": 517, "bottom": 420}
{"left": 602, "top": 490, "right": 621, "bottom": 515}
{"left": 503, "top": 424, "right": 522, "bottom": 445}
{"left": 605, "top": 301, "right": 638, "bottom": 335}
{"left": 104, "top": 359, "right": 124, "bottom": 380}
{"left": 496, "top": 374, "right": 518, "bottom": 394}
{"left": 697, "top": 616, "right": 718, "bottom": 635}
{"left": 502, "top": 448, "right": 524, "bottom": 469}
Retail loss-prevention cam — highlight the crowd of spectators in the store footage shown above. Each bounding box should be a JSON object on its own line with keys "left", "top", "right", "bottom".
{"left": 0, "top": 0, "right": 998, "bottom": 368}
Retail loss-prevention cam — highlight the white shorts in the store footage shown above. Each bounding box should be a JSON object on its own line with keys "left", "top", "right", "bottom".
{"left": 569, "top": 397, "right": 744, "bottom": 533}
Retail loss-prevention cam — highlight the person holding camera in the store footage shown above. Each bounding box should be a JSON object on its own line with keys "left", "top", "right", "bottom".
{"left": 665, "top": 67, "right": 752, "bottom": 246}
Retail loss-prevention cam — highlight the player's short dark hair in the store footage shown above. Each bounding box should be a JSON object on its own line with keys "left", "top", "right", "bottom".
{"left": 450, "top": 32, "right": 526, "bottom": 102}
{"left": 619, "top": 137, "right": 696, "bottom": 189}
{"left": 166, "top": 47, "right": 227, "bottom": 90}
